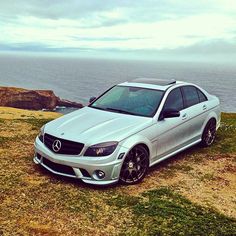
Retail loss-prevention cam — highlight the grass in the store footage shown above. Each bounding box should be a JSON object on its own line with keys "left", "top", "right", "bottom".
{"left": 21, "top": 118, "right": 55, "bottom": 129}
{"left": 201, "top": 113, "right": 236, "bottom": 154}
{"left": 0, "top": 108, "right": 236, "bottom": 235}
{"left": 109, "top": 188, "right": 236, "bottom": 235}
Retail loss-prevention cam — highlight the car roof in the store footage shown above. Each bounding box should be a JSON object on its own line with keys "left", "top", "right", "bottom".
{"left": 132, "top": 78, "right": 176, "bottom": 86}
{"left": 119, "top": 78, "right": 185, "bottom": 91}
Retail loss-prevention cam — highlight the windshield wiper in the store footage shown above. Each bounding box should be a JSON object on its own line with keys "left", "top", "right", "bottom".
{"left": 105, "top": 107, "right": 136, "bottom": 115}
{"left": 91, "top": 106, "right": 136, "bottom": 115}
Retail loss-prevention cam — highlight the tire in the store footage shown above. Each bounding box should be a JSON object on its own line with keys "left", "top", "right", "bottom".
{"left": 119, "top": 145, "right": 149, "bottom": 185}
{"left": 201, "top": 119, "right": 216, "bottom": 147}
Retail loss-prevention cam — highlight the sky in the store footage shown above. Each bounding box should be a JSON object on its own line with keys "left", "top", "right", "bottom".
{"left": 1, "top": 0, "right": 236, "bottom": 60}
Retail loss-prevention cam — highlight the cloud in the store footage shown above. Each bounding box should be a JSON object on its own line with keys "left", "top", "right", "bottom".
{"left": 171, "top": 39, "right": 236, "bottom": 54}
{"left": 0, "top": 42, "right": 52, "bottom": 52}
{"left": 0, "top": 1, "right": 222, "bottom": 22}
{"left": 0, "top": 1, "right": 115, "bottom": 19}
{"left": 0, "top": 0, "right": 236, "bottom": 59}
{"left": 1, "top": 38, "right": 235, "bottom": 55}
{"left": 71, "top": 36, "right": 147, "bottom": 42}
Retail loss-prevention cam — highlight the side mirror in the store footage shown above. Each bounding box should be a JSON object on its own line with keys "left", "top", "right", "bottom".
{"left": 161, "top": 109, "right": 180, "bottom": 119}
{"left": 89, "top": 96, "right": 96, "bottom": 103}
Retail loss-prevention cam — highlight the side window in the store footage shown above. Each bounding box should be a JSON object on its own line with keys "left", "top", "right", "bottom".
{"left": 164, "top": 88, "right": 184, "bottom": 111}
{"left": 182, "top": 86, "right": 199, "bottom": 108}
{"left": 197, "top": 88, "right": 207, "bottom": 102}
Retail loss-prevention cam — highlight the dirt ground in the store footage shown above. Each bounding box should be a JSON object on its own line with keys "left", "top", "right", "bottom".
{"left": 0, "top": 108, "right": 235, "bottom": 235}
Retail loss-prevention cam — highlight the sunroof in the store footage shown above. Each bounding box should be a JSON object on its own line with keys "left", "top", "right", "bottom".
{"left": 131, "top": 78, "right": 176, "bottom": 86}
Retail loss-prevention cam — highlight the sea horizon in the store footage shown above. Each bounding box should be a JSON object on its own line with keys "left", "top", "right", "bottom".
{"left": 0, "top": 53, "right": 235, "bottom": 112}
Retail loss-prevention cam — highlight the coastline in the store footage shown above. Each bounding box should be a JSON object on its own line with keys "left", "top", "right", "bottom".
{"left": 1, "top": 55, "right": 236, "bottom": 113}
{"left": 0, "top": 86, "right": 83, "bottom": 112}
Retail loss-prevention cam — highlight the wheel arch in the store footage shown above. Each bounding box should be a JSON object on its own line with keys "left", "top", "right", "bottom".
{"left": 138, "top": 143, "right": 150, "bottom": 157}
{"left": 120, "top": 135, "right": 153, "bottom": 161}
{"left": 201, "top": 111, "right": 219, "bottom": 135}
{"left": 119, "top": 138, "right": 151, "bottom": 184}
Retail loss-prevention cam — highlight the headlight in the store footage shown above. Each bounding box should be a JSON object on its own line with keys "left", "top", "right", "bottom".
{"left": 38, "top": 125, "right": 45, "bottom": 143}
{"left": 84, "top": 141, "right": 118, "bottom": 157}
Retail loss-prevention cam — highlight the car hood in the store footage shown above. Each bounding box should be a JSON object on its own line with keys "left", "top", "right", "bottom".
{"left": 45, "top": 106, "right": 153, "bottom": 145}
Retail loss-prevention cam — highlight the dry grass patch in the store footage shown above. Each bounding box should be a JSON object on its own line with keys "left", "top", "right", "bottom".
{"left": 0, "top": 109, "right": 236, "bottom": 235}
{"left": 0, "top": 107, "right": 61, "bottom": 120}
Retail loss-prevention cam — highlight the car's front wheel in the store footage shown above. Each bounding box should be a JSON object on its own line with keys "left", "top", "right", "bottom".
{"left": 120, "top": 145, "right": 149, "bottom": 184}
{"left": 201, "top": 119, "right": 216, "bottom": 147}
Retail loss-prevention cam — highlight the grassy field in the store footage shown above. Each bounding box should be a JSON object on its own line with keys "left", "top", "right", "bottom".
{"left": 0, "top": 107, "right": 235, "bottom": 235}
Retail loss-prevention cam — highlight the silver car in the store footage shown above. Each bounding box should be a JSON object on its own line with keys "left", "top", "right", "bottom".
{"left": 34, "top": 78, "right": 220, "bottom": 185}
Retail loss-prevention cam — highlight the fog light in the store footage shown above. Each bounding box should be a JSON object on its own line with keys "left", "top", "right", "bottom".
{"left": 95, "top": 170, "right": 105, "bottom": 179}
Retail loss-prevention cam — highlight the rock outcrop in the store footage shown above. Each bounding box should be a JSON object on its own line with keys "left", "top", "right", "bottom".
{"left": 0, "top": 87, "right": 83, "bottom": 110}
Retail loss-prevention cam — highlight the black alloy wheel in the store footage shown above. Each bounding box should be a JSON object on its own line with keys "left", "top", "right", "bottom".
{"left": 201, "top": 119, "right": 217, "bottom": 147}
{"left": 120, "top": 145, "right": 149, "bottom": 184}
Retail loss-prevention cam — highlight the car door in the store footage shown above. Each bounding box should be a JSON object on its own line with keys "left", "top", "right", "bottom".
{"left": 151, "top": 87, "right": 189, "bottom": 161}
{"left": 181, "top": 86, "right": 209, "bottom": 143}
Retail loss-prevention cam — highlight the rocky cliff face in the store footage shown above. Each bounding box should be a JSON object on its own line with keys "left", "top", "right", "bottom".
{"left": 0, "top": 87, "right": 83, "bottom": 110}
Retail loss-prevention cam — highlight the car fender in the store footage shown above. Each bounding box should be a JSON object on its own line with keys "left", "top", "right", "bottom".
{"left": 201, "top": 108, "right": 220, "bottom": 135}
{"left": 120, "top": 134, "right": 153, "bottom": 159}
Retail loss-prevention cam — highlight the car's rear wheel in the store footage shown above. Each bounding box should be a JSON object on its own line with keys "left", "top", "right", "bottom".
{"left": 120, "top": 145, "right": 149, "bottom": 184}
{"left": 201, "top": 119, "right": 216, "bottom": 147}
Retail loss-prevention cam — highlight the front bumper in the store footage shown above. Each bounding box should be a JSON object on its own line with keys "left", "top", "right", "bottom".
{"left": 34, "top": 136, "right": 128, "bottom": 185}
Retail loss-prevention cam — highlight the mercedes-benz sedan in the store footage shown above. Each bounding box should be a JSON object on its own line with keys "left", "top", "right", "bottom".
{"left": 34, "top": 78, "right": 220, "bottom": 185}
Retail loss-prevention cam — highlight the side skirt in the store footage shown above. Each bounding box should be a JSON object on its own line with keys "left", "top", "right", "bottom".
{"left": 150, "top": 139, "right": 201, "bottom": 167}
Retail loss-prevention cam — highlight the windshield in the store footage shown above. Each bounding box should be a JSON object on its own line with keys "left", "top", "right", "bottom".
{"left": 89, "top": 85, "right": 164, "bottom": 117}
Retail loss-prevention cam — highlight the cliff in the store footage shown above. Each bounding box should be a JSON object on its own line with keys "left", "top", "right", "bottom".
{"left": 0, "top": 86, "right": 83, "bottom": 110}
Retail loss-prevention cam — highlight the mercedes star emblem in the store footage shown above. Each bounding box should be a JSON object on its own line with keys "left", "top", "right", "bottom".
{"left": 52, "top": 139, "right": 62, "bottom": 152}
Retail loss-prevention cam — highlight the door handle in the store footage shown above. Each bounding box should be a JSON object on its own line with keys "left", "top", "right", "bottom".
{"left": 182, "top": 113, "right": 188, "bottom": 120}
{"left": 203, "top": 105, "right": 207, "bottom": 110}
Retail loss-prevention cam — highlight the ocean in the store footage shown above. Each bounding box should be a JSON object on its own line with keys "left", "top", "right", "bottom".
{"left": 0, "top": 54, "right": 235, "bottom": 112}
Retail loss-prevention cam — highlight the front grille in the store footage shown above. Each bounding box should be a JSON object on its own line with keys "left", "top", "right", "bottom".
{"left": 44, "top": 133, "right": 84, "bottom": 155}
{"left": 42, "top": 157, "right": 75, "bottom": 176}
